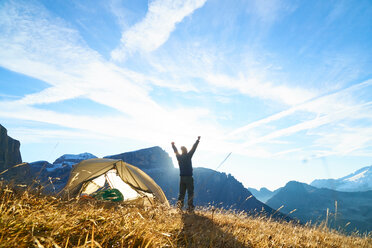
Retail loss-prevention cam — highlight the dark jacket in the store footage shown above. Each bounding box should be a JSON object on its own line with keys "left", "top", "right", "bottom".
{"left": 172, "top": 139, "right": 199, "bottom": 176}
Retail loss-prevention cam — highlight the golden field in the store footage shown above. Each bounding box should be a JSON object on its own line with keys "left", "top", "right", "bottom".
{"left": 0, "top": 186, "right": 371, "bottom": 248}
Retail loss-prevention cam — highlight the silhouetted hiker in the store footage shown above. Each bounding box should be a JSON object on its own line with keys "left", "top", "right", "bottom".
{"left": 171, "top": 136, "right": 200, "bottom": 212}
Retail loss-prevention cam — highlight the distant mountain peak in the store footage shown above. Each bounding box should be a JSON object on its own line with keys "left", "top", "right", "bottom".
{"left": 53, "top": 152, "right": 97, "bottom": 164}
{"left": 341, "top": 165, "right": 371, "bottom": 181}
{"left": 285, "top": 180, "right": 303, "bottom": 187}
{"left": 104, "top": 146, "right": 174, "bottom": 170}
{"left": 345, "top": 168, "right": 369, "bottom": 182}
{"left": 132, "top": 146, "right": 163, "bottom": 152}
{"left": 248, "top": 187, "right": 276, "bottom": 203}
{"left": 311, "top": 165, "right": 372, "bottom": 192}
{"left": 47, "top": 152, "right": 98, "bottom": 172}
{"left": 284, "top": 181, "right": 316, "bottom": 192}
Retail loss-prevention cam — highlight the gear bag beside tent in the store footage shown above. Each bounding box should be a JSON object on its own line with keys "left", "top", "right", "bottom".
{"left": 62, "top": 158, "right": 169, "bottom": 206}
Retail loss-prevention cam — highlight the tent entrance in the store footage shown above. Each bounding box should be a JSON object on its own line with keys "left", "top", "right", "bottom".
{"left": 81, "top": 169, "right": 149, "bottom": 201}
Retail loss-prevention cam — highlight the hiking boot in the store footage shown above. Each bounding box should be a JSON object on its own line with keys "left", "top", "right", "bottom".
{"left": 187, "top": 206, "right": 195, "bottom": 213}
{"left": 177, "top": 201, "right": 184, "bottom": 210}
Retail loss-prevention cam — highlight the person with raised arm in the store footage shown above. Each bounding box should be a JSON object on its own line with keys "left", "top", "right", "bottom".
{"left": 171, "top": 136, "right": 200, "bottom": 212}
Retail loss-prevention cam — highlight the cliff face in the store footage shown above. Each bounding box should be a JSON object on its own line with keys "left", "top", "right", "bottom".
{"left": 0, "top": 124, "right": 22, "bottom": 173}
{"left": 104, "top": 146, "right": 174, "bottom": 170}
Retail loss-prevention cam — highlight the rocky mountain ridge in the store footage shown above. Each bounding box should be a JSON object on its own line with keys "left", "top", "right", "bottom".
{"left": 311, "top": 165, "right": 372, "bottom": 192}
{"left": 0, "top": 124, "right": 22, "bottom": 175}
{"left": 104, "top": 146, "right": 174, "bottom": 170}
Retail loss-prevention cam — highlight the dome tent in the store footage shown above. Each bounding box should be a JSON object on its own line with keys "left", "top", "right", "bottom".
{"left": 62, "top": 158, "right": 169, "bottom": 206}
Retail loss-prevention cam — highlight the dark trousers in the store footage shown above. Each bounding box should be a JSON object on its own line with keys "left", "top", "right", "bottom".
{"left": 177, "top": 176, "right": 194, "bottom": 209}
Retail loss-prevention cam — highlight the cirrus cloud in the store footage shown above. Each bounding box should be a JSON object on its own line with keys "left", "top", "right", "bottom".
{"left": 111, "top": 0, "right": 207, "bottom": 61}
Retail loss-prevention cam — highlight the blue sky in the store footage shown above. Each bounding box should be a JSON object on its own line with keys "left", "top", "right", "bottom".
{"left": 0, "top": 0, "right": 371, "bottom": 190}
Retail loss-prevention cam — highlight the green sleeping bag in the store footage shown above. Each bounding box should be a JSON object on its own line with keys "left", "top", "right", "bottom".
{"left": 92, "top": 188, "right": 124, "bottom": 202}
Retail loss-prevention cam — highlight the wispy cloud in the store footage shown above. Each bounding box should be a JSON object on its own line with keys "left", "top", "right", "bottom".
{"left": 248, "top": 0, "right": 285, "bottom": 24}
{"left": 0, "top": 0, "right": 226, "bottom": 156}
{"left": 228, "top": 79, "right": 372, "bottom": 157}
{"left": 312, "top": 126, "right": 372, "bottom": 157}
{"left": 0, "top": 1, "right": 158, "bottom": 116}
{"left": 205, "top": 73, "right": 317, "bottom": 106}
{"left": 242, "top": 101, "right": 372, "bottom": 147}
{"left": 230, "top": 80, "right": 372, "bottom": 134}
{"left": 111, "top": 0, "right": 207, "bottom": 61}
{"left": 10, "top": 127, "right": 109, "bottom": 144}
{"left": 0, "top": 93, "right": 20, "bottom": 100}
{"left": 107, "top": 0, "right": 132, "bottom": 30}
{"left": 1, "top": 0, "right": 371, "bottom": 164}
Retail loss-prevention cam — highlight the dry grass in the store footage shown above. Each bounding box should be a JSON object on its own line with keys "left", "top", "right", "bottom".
{"left": 0, "top": 185, "right": 371, "bottom": 248}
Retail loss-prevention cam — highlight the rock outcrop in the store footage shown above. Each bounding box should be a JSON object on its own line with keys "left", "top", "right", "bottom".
{"left": 105, "top": 146, "right": 174, "bottom": 170}
{"left": 0, "top": 124, "right": 22, "bottom": 174}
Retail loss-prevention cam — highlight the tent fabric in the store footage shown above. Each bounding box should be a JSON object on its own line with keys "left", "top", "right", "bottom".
{"left": 64, "top": 158, "right": 116, "bottom": 196}
{"left": 105, "top": 169, "right": 142, "bottom": 200}
{"left": 81, "top": 174, "right": 106, "bottom": 195}
{"left": 63, "top": 158, "right": 169, "bottom": 206}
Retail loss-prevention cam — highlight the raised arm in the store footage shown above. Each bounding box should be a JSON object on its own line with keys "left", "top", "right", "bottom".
{"left": 171, "top": 142, "right": 180, "bottom": 156}
{"left": 189, "top": 136, "right": 200, "bottom": 157}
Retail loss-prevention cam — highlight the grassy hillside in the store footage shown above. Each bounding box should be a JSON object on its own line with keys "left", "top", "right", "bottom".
{"left": 0, "top": 185, "right": 371, "bottom": 248}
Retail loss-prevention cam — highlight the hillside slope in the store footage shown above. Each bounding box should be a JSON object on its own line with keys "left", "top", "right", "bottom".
{"left": 0, "top": 186, "right": 370, "bottom": 248}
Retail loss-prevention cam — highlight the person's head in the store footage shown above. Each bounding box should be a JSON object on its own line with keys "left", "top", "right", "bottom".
{"left": 181, "top": 146, "right": 188, "bottom": 155}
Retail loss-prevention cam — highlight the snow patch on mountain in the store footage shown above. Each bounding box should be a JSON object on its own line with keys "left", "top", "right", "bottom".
{"left": 345, "top": 168, "right": 368, "bottom": 182}
{"left": 311, "top": 165, "right": 372, "bottom": 192}
{"left": 48, "top": 152, "right": 97, "bottom": 172}
{"left": 53, "top": 153, "right": 97, "bottom": 163}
